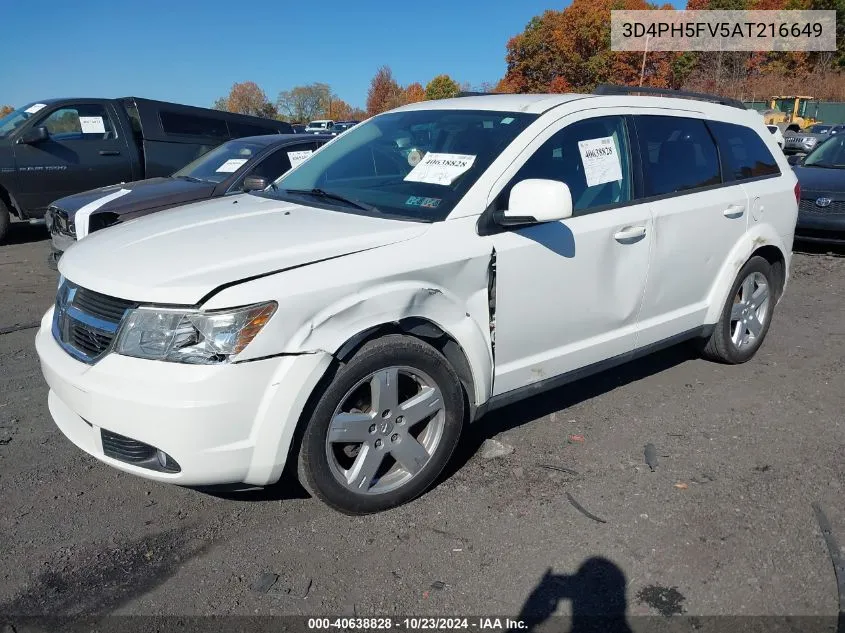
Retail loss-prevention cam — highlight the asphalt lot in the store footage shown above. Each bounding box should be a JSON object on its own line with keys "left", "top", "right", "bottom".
{"left": 1, "top": 221, "right": 844, "bottom": 627}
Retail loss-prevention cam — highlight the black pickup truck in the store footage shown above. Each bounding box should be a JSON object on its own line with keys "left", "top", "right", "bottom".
{"left": 0, "top": 97, "right": 293, "bottom": 242}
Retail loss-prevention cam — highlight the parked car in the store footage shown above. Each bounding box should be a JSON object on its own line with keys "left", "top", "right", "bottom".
{"left": 0, "top": 97, "right": 293, "bottom": 242}
{"left": 45, "top": 134, "right": 331, "bottom": 267}
{"left": 291, "top": 124, "right": 306, "bottom": 134}
{"left": 328, "top": 121, "right": 355, "bottom": 136}
{"left": 766, "top": 124, "right": 785, "bottom": 150}
{"left": 790, "top": 133, "right": 845, "bottom": 244}
{"left": 783, "top": 123, "right": 836, "bottom": 155}
{"left": 37, "top": 90, "right": 797, "bottom": 514}
{"left": 305, "top": 119, "right": 334, "bottom": 133}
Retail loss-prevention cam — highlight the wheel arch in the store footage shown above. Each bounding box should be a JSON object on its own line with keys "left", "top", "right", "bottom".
{"left": 704, "top": 226, "right": 789, "bottom": 325}
{"left": 282, "top": 282, "right": 494, "bottom": 415}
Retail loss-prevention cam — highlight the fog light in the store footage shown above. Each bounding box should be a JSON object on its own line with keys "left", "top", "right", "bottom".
{"left": 156, "top": 449, "right": 168, "bottom": 468}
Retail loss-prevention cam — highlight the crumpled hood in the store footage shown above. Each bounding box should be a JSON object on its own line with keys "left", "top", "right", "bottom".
{"left": 52, "top": 178, "right": 215, "bottom": 220}
{"left": 58, "top": 194, "right": 430, "bottom": 305}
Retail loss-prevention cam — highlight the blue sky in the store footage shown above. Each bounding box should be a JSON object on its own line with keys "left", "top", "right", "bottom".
{"left": 1, "top": 0, "right": 682, "bottom": 110}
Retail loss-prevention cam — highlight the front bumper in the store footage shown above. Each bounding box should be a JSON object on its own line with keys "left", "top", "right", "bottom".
{"left": 35, "top": 308, "right": 333, "bottom": 487}
{"left": 795, "top": 211, "right": 845, "bottom": 244}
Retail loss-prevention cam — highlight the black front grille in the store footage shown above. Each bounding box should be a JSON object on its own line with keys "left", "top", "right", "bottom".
{"left": 52, "top": 281, "right": 137, "bottom": 363}
{"left": 72, "top": 286, "right": 135, "bottom": 322}
{"left": 101, "top": 430, "right": 181, "bottom": 473}
{"left": 799, "top": 198, "right": 845, "bottom": 215}
{"left": 102, "top": 430, "right": 156, "bottom": 463}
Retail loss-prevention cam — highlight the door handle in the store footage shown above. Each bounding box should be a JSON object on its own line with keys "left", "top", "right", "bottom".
{"left": 99, "top": 150, "right": 120, "bottom": 156}
{"left": 613, "top": 225, "right": 647, "bottom": 243}
{"left": 723, "top": 204, "right": 745, "bottom": 218}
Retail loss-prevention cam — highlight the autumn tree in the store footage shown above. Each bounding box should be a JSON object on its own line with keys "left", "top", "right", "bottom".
{"left": 404, "top": 82, "right": 426, "bottom": 103}
{"left": 325, "top": 98, "right": 354, "bottom": 120}
{"left": 213, "top": 81, "right": 277, "bottom": 118}
{"left": 366, "top": 66, "right": 404, "bottom": 116}
{"left": 0, "top": 105, "right": 13, "bottom": 117}
{"left": 425, "top": 74, "right": 460, "bottom": 100}
{"left": 277, "top": 83, "right": 333, "bottom": 122}
{"left": 500, "top": 1, "right": 678, "bottom": 93}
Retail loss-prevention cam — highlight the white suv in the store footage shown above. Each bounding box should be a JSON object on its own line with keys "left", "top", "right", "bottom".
{"left": 36, "top": 92, "right": 798, "bottom": 514}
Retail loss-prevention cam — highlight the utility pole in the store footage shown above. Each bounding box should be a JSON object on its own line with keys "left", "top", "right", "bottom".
{"left": 639, "top": 35, "right": 650, "bottom": 87}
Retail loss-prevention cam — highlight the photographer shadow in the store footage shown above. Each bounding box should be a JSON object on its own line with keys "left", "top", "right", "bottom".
{"left": 512, "top": 558, "right": 632, "bottom": 633}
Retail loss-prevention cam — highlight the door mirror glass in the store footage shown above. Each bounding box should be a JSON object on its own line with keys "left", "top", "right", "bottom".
{"left": 242, "top": 175, "right": 269, "bottom": 192}
{"left": 787, "top": 154, "right": 803, "bottom": 166}
{"left": 500, "top": 179, "right": 573, "bottom": 226}
{"left": 20, "top": 126, "right": 49, "bottom": 144}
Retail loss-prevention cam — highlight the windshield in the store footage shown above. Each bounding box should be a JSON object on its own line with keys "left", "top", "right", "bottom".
{"left": 0, "top": 103, "right": 47, "bottom": 138}
{"left": 172, "top": 139, "right": 265, "bottom": 183}
{"left": 265, "top": 109, "right": 537, "bottom": 221}
{"left": 767, "top": 126, "right": 778, "bottom": 133}
{"left": 810, "top": 125, "right": 832, "bottom": 134}
{"left": 803, "top": 134, "right": 845, "bottom": 168}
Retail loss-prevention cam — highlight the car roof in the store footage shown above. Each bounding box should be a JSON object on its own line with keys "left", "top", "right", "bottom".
{"left": 392, "top": 93, "right": 759, "bottom": 121}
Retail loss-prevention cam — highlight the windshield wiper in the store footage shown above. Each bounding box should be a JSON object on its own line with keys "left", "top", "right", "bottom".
{"left": 175, "top": 175, "right": 205, "bottom": 183}
{"left": 282, "top": 188, "right": 379, "bottom": 212}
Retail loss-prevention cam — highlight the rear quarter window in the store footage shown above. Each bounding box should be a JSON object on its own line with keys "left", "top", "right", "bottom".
{"left": 708, "top": 121, "right": 780, "bottom": 181}
{"left": 159, "top": 110, "right": 228, "bottom": 138}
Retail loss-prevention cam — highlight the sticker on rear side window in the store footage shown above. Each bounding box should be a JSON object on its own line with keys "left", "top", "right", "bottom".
{"left": 403, "top": 153, "right": 476, "bottom": 186}
{"left": 577, "top": 136, "right": 622, "bottom": 187}
{"left": 216, "top": 158, "right": 249, "bottom": 173}
{"left": 287, "top": 150, "right": 313, "bottom": 168}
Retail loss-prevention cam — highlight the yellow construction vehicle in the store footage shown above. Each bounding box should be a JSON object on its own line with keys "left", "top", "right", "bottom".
{"left": 763, "top": 96, "right": 820, "bottom": 129}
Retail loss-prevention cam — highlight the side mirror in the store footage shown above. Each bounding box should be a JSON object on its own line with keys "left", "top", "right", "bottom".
{"left": 20, "top": 126, "right": 49, "bottom": 144}
{"left": 499, "top": 179, "right": 573, "bottom": 226}
{"left": 242, "top": 175, "right": 268, "bottom": 192}
{"left": 787, "top": 155, "right": 803, "bottom": 166}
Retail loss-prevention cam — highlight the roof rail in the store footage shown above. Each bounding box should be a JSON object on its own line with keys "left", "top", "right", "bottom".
{"left": 456, "top": 91, "right": 489, "bottom": 97}
{"left": 593, "top": 84, "right": 747, "bottom": 110}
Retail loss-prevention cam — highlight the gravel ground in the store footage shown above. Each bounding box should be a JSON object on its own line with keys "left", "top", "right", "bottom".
{"left": 1, "top": 223, "right": 844, "bottom": 627}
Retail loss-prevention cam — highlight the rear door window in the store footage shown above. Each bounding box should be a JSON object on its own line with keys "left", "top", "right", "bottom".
{"left": 708, "top": 121, "right": 781, "bottom": 181}
{"left": 635, "top": 115, "right": 721, "bottom": 196}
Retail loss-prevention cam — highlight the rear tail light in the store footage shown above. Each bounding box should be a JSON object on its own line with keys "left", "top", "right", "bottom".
{"left": 794, "top": 181, "right": 801, "bottom": 206}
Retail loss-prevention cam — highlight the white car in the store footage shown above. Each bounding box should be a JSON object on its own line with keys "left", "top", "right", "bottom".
{"left": 767, "top": 124, "right": 785, "bottom": 150}
{"left": 36, "top": 92, "right": 798, "bottom": 514}
{"left": 305, "top": 119, "right": 334, "bottom": 134}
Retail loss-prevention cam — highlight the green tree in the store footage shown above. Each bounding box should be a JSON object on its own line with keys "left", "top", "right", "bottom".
{"left": 424, "top": 74, "right": 460, "bottom": 100}
{"left": 277, "top": 83, "right": 335, "bottom": 122}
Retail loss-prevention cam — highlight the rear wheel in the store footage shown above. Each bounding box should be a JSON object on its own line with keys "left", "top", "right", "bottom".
{"left": 0, "top": 199, "right": 10, "bottom": 244}
{"left": 701, "top": 256, "right": 776, "bottom": 364}
{"left": 297, "top": 334, "right": 465, "bottom": 515}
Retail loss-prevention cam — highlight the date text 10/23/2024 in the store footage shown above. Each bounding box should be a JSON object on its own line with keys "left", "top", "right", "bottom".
{"left": 307, "top": 617, "right": 529, "bottom": 631}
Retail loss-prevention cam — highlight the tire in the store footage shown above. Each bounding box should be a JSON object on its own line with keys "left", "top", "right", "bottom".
{"left": 297, "top": 334, "right": 465, "bottom": 515}
{"left": 0, "top": 199, "right": 10, "bottom": 244}
{"left": 701, "top": 256, "right": 776, "bottom": 364}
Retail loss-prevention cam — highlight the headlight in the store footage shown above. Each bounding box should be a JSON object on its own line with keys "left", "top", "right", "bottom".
{"left": 114, "top": 301, "right": 276, "bottom": 364}
{"left": 805, "top": 138, "right": 817, "bottom": 145}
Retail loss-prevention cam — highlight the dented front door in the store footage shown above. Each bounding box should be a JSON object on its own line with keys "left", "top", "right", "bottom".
{"left": 489, "top": 203, "right": 653, "bottom": 396}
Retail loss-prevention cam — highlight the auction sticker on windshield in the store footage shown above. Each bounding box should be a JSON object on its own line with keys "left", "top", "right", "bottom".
{"left": 404, "top": 153, "right": 476, "bottom": 186}
{"left": 24, "top": 104, "right": 47, "bottom": 114}
{"left": 578, "top": 137, "right": 622, "bottom": 187}
{"left": 216, "top": 158, "right": 249, "bottom": 173}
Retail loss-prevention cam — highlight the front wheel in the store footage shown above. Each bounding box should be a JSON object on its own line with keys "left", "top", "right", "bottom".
{"left": 297, "top": 334, "right": 465, "bottom": 514}
{"left": 701, "top": 256, "right": 776, "bottom": 364}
